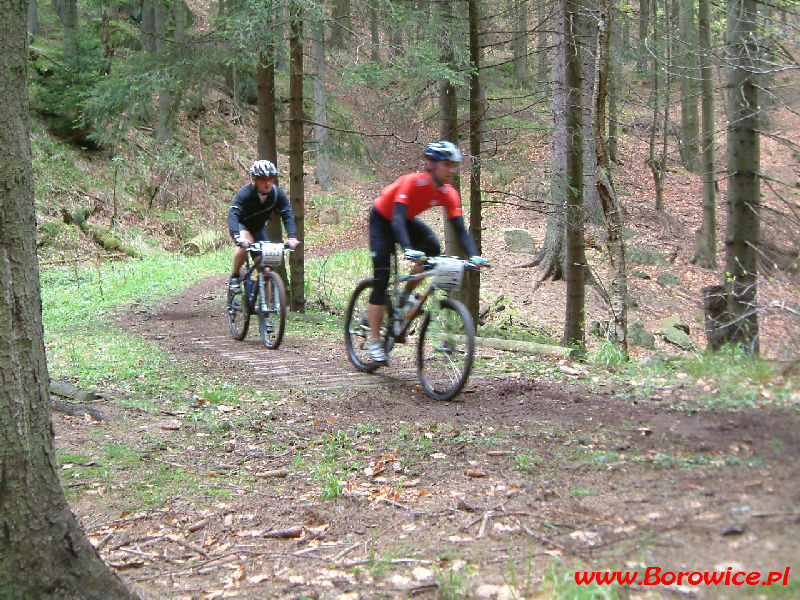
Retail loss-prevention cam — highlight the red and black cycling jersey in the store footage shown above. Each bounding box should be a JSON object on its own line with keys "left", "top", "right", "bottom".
{"left": 373, "top": 172, "right": 463, "bottom": 221}
{"left": 227, "top": 183, "right": 297, "bottom": 239}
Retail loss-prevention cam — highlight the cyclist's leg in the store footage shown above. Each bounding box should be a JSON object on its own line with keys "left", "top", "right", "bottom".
{"left": 367, "top": 208, "right": 392, "bottom": 346}
{"left": 403, "top": 218, "right": 441, "bottom": 295}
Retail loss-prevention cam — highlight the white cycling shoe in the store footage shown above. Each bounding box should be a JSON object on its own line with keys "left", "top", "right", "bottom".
{"left": 368, "top": 340, "right": 388, "bottom": 364}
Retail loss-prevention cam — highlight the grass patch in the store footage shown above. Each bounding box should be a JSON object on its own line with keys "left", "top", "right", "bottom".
{"left": 305, "top": 248, "right": 372, "bottom": 313}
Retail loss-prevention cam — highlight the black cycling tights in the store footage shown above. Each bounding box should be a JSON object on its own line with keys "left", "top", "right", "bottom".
{"left": 368, "top": 207, "right": 440, "bottom": 305}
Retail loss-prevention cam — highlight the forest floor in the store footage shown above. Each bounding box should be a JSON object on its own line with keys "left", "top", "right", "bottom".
{"left": 54, "top": 275, "right": 800, "bottom": 599}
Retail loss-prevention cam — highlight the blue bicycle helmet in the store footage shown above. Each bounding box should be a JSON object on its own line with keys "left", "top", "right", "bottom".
{"left": 250, "top": 160, "right": 278, "bottom": 178}
{"left": 424, "top": 141, "right": 462, "bottom": 163}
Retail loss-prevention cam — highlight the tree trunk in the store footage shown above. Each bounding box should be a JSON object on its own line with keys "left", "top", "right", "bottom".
{"left": 512, "top": 0, "right": 529, "bottom": 85}
{"left": 692, "top": 0, "right": 716, "bottom": 268}
{"left": 465, "top": 0, "right": 483, "bottom": 322}
{"left": 647, "top": 0, "right": 667, "bottom": 211}
{"left": 369, "top": 1, "right": 380, "bottom": 63}
{"left": 154, "top": 0, "right": 173, "bottom": 141}
{"left": 608, "top": 49, "right": 618, "bottom": 163}
{"left": 330, "top": 0, "right": 351, "bottom": 48}
{"left": 579, "top": 6, "right": 602, "bottom": 224}
{"left": 288, "top": 2, "right": 305, "bottom": 312}
{"left": 563, "top": 0, "right": 586, "bottom": 351}
{"left": 527, "top": 0, "right": 567, "bottom": 285}
{"left": 0, "top": 2, "right": 139, "bottom": 596}
{"left": 311, "top": 20, "right": 331, "bottom": 191}
{"left": 27, "top": 0, "right": 38, "bottom": 37}
{"left": 439, "top": 0, "right": 462, "bottom": 262}
{"left": 257, "top": 39, "right": 288, "bottom": 285}
{"left": 723, "top": 0, "right": 760, "bottom": 354}
{"left": 140, "top": 0, "right": 155, "bottom": 53}
{"left": 678, "top": 0, "right": 700, "bottom": 171}
{"left": 536, "top": 0, "right": 549, "bottom": 99}
{"left": 593, "top": 2, "right": 628, "bottom": 353}
{"left": 636, "top": 0, "right": 649, "bottom": 71}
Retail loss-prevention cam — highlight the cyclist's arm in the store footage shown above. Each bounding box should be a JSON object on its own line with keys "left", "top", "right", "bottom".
{"left": 391, "top": 202, "right": 414, "bottom": 251}
{"left": 448, "top": 215, "right": 479, "bottom": 258}
{"left": 275, "top": 188, "right": 298, "bottom": 239}
{"left": 227, "top": 190, "right": 247, "bottom": 239}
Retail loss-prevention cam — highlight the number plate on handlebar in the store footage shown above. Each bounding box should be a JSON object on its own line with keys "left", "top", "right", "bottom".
{"left": 430, "top": 256, "right": 464, "bottom": 290}
{"left": 251, "top": 242, "right": 285, "bottom": 267}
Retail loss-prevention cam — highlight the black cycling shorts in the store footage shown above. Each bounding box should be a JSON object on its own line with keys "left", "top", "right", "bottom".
{"left": 368, "top": 206, "right": 441, "bottom": 305}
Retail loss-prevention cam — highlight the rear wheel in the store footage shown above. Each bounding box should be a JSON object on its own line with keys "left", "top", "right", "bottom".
{"left": 344, "top": 279, "right": 392, "bottom": 372}
{"left": 227, "top": 268, "right": 250, "bottom": 340}
{"left": 258, "top": 271, "right": 287, "bottom": 349}
{"left": 417, "top": 298, "right": 474, "bottom": 401}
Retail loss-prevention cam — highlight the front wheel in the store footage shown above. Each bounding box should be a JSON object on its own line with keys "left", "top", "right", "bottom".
{"left": 258, "top": 271, "right": 287, "bottom": 349}
{"left": 227, "top": 268, "right": 251, "bottom": 340}
{"left": 344, "top": 279, "right": 392, "bottom": 373}
{"left": 417, "top": 298, "right": 475, "bottom": 401}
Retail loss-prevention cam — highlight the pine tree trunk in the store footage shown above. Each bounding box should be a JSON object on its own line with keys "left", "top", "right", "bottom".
{"left": 288, "top": 2, "right": 305, "bottom": 312}
{"left": 579, "top": 6, "right": 602, "bottom": 224}
{"left": 27, "top": 0, "right": 38, "bottom": 36}
{"left": 536, "top": 0, "right": 549, "bottom": 99}
{"left": 369, "top": 2, "right": 380, "bottom": 63}
{"left": 563, "top": 0, "right": 586, "bottom": 350}
{"left": 330, "top": 0, "right": 351, "bottom": 48}
{"left": 724, "top": 0, "right": 760, "bottom": 354}
{"left": 0, "top": 3, "right": 139, "bottom": 596}
{"left": 141, "top": 0, "right": 155, "bottom": 53}
{"left": 439, "top": 0, "right": 462, "bottom": 262}
{"left": 679, "top": 0, "right": 700, "bottom": 171}
{"left": 465, "top": 0, "right": 483, "bottom": 321}
{"left": 154, "top": 0, "right": 172, "bottom": 141}
{"left": 512, "top": 0, "right": 529, "bottom": 85}
{"left": 594, "top": 2, "right": 628, "bottom": 353}
{"left": 257, "top": 40, "right": 288, "bottom": 285}
{"left": 527, "top": 0, "right": 567, "bottom": 284}
{"left": 311, "top": 20, "right": 331, "bottom": 190}
{"left": 692, "top": 0, "right": 716, "bottom": 268}
{"left": 636, "top": 0, "right": 649, "bottom": 71}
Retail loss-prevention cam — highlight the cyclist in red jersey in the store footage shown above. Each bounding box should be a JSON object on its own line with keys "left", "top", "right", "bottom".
{"left": 366, "top": 141, "right": 486, "bottom": 364}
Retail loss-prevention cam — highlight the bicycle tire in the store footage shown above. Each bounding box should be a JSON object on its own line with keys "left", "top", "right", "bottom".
{"left": 259, "top": 271, "right": 287, "bottom": 349}
{"left": 226, "top": 268, "right": 251, "bottom": 340}
{"left": 417, "top": 297, "right": 475, "bottom": 401}
{"left": 344, "top": 279, "right": 392, "bottom": 373}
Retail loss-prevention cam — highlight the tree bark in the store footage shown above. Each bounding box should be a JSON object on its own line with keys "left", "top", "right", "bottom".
{"left": 438, "top": 0, "right": 463, "bottom": 264}
{"left": 636, "top": 0, "right": 649, "bottom": 71}
{"left": 288, "top": 1, "right": 305, "bottom": 312}
{"left": 527, "top": 0, "right": 567, "bottom": 285}
{"left": 0, "top": 2, "right": 139, "bottom": 596}
{"left": 369, "top": 1, "right": 380, "bottom": 63}
{"left": 579, "top": 5, "right": 602, "bottom": 224}
{"left": 140, "top": 0, "right": 155, "bottom": 53}
{"left": 311, "top": 20, "right": 331, "bottom": 190}
{"left": 723, "top": 0, "right": 760, "bottom": 354}
{"left": 512, "top": 0, "right": 529, "bottom": 85}
{"left": 465, "top": 0, "right": 483, "bottom": 322}
{"left": 563, "top": 0, "right": 586, "bottom": 351}
{"left": 257, "top": 36, "right": 289, "bottom": 286}
{"left": 536, "top": 0, "right": 549, "bottom": 99}
{"left": 27, "top": 0, "right": 38, "bottom": 37}
{"left": 154, "top": 0, "right": 173, "bottom": 141}
{"left": 678, "top": 0, "right": 700, "bottom": 171}
{"left": 593, "top": 3, "right": 628, "bottom": 353}
{"left": 692, "top": 0, "right": 716, "bottom": 268}
{"left": 330, "top": 0, "right": 351, "bottom": 48}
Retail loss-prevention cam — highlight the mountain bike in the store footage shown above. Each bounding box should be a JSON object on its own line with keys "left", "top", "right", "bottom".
{"left": 226, "top": 241, "right": 290, "bottom": 349}
{"left": 344, "top": 253, "right": 480, "bottom": 401}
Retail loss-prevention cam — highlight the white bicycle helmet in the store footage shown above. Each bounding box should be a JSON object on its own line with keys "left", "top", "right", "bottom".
{"left": 424, "top": 141, "right": 462, "bottom": 162}
{"left": 250, "top": 160, "right": 278, "bottom": 178}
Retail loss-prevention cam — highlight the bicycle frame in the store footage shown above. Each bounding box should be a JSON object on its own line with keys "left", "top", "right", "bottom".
{"left": 386, "top": 253, "right": 471, "bottom": 343}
